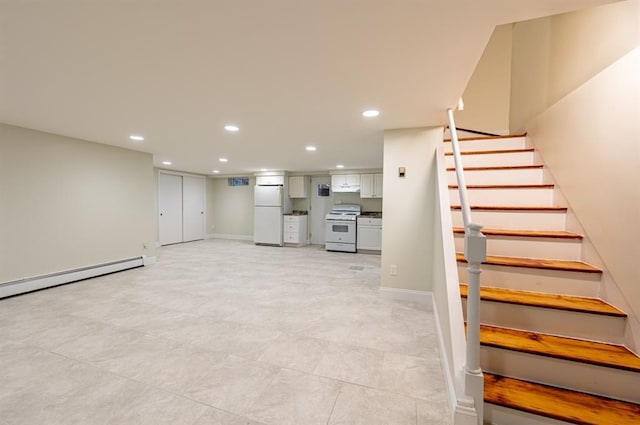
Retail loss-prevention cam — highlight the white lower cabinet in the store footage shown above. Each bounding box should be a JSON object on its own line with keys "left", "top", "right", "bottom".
{"left": 357, "top": 217, "right": 382, "bottom": 251}
{"left": 284, "top": 215, "right": 308, "bottom": 246}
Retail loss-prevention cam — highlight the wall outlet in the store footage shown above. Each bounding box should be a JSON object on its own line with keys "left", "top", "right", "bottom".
{"left": 390, "top": 264, "right": 397, "bottom": 276}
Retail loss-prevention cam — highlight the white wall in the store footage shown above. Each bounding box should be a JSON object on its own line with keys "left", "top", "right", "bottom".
{"left": 0, "top": 123, "right": 155, "bottom": 283}
{"left": 528, "top": 47, "right": 640, "bottom": 347}
{"left": 381, "top": 127, "right": 443, "bottom": 291}
{"left": 456, "top": 24, "right": 513, "bottom": 134}
{"left": 510, "top": 0, "right": 639, "bottom": 132}
{"left": 207, "top": 176, "right": 255, "bottom": 238}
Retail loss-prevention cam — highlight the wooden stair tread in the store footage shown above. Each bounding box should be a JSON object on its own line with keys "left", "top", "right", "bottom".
{"left": 460, "top": 284, "right": 625, "bottom": 317}
{"left": 451, "top": 205, "right": 568, "bottom": 212}
{"left": 444, "top": 148, "right": 535, "bottom": 156}
{"left": 444, "top": 133, "right": 527, "bottom": 142}
{"left": 446, "top": 164, "right": 543, "bottom": 171}
{"left": 456, "top": 252, "right": 602, "bottom": 273}
{"left": 479, "top": 324, "right": 640, "bottom": 372}
{"left": 449, "top": 184, "right": 554, "bottom": 189}
{"left": 484, "top": 372, "right": 640, "bottom": 424}
{"left": 453, "top": 227, "right": 582, "bottom": 239}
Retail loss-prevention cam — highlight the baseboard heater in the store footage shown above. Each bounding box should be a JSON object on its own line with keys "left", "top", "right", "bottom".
{"left": 0, "top": 257, "right": 144, "bottom": 299}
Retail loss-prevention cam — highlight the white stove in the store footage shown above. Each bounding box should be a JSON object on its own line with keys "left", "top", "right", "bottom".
{"left": 325, "top": 204, "right": 361, "bottom": 252}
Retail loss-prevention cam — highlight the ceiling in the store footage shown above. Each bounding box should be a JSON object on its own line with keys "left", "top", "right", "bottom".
{"left": 0, "top": 0, "right": 612, "bottom": 176}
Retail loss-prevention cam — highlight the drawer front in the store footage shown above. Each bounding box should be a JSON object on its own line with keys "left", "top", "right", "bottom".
{"left": 284, "top": 232, "right": 300, "bottom": 243}
{"left": 358, "top": 218, "right": 382, "bottom": 226}
{"left": 285, "top": 223, "right": 299, "bottom": 232}
{"left": 284, "top": 216, "right": 297, "bottom": 223}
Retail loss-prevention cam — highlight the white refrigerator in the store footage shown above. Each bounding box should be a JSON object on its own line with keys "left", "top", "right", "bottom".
{"left": 254, "top": 185, "right": 284, "bottom": 246}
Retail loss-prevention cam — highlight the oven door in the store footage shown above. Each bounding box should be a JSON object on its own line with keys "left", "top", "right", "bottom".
{"left": 325, "top": 219, "right": 356, "bottom": 244}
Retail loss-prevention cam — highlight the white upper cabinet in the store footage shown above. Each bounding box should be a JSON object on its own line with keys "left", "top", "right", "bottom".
{"left": 256, "top": 175, "right": 285, "bottom": 185}
{"left": 288, "top": 176, "right": 308, "bottom": 198}
{"left": 360, "top": 173, "right": 383, "bottom": 198}
{"left": 331, "top": 174, "right": 360, "bottom": 192}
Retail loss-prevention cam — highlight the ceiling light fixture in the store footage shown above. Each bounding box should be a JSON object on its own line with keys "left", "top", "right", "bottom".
{"left": 219, "top": 157, "right": 228, "bottom": 162}
{"left": 162, "top": 161, "right": 172, "bottom": 166}
{"left": 212, "top": 170, "right": 220, "bottom": 174}
{"left": 336, "top": 164, "right": 345, "bottom": 169}
{"left": 260, "top": 168, "right": 267, "bottom": 172}
{"left": 362, "top": 109, "right": 380, "bottom": 118}
{"left": 305, "top": 146, "right": 317, "bottom": 151}
{"left": 224, "top": 125, "right": 239, "bottom": 132}
{"left": 129, "top": 135, "right": 144, "bottom": 141}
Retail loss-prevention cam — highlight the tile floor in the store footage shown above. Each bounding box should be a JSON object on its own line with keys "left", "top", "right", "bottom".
{"left": 0, "top": 239, "right": 451, "bottom": 425}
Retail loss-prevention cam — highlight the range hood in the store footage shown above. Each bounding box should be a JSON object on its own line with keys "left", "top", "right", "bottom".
{"left": 331, "top": 174, "right": 361, "bottom": 192}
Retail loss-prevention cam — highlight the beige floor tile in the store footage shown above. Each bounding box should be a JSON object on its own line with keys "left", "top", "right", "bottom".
{"left": 417, "top": 399, "right": 453, "bottom": 425}
{"left": 0, "top": 239, "right": 450, "bottom": 424}
{"left": 327, "top": 383, "right": 417, "bottom": 425}
{"left": 0, "top": 349, "right": 208, "bottom": 425}
{"left": 257, "top": 333, "right": 330, "bottom": 373}
{"left": 183, "top": 355, "right": 280, "bottom": 415}
{"left": 378, "top": 351, "right": 448, "bottom": 400}
{"left": 313, "top": 341, "right": 384, "bottom": 388}
{"left": 194, "top": 408, "right": 267, "bottom": 425}
{"left": 142, "top": 315, "right": 282, "bottom": 360}
{"left": 246, "top": 368, "right": 340, "bottom": 425}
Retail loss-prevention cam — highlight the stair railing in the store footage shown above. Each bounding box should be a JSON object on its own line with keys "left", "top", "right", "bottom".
{"left": 447, "top": 107, "right": 486, "bottom": 423}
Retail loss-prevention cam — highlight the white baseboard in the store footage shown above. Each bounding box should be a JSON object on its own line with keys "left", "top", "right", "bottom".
{"left": 379, "top": 286, "right": 432, "bottom": 306}
{"left": 207, "top": 233, "right": 253, "bottom": 241}
{"left": 0, "top": 257, "right": 144, "bottom": 299}
{"left": 142, "top": 255, "right": 157, "bottom": 266}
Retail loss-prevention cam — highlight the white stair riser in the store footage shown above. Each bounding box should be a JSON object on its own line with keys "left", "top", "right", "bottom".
{"left": 444, "top": 137, "right": 527, "bottom": 153}
{"left": 462, "top": 299, "right": 626, "bottom": 344}
{"left": 454, "top": 234, "right": 582, "bottom": 261}
{"left": 449, "top": 188, "right": 555, "bottom": 207}
{"left": 457, "top": 264, "right": 601, "bottom": 297}
{"left": 445, "top": 151, "right": 535, "bottom": 168}
{"left": 481, "top": 347, "right": 640, "bottom": 403}
{"left": 447, "top": 168, "right": 543, "bottom": 185}
{"left": 484, "top": 403, "right": 574, "bottom": 425}
{"left": 451, "top": 210, "right": 567, "bottom": 231}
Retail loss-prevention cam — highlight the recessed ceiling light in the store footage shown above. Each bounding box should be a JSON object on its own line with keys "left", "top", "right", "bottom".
{"left": 336, "top": 164, "right": 345, "bottom": 169}
{"left": 219, "top": 157, "right": 228, "bottom": 162}
{"left": 212, "top": 170, "right": 220, "bottom": 174}
{"left": 224, "top": 125, "right": 239, "bottom": 132}
{"left": 306, "top": 146, "right": 317, "bottom": 151}
{"left": 162, "top": 161, "right": 172, "bottom": 166}
{"left": 129, "top": 135, "right": 144, "bottom": 141}
{"left": 362, "top": 109, "right": 380, "bottom": 118}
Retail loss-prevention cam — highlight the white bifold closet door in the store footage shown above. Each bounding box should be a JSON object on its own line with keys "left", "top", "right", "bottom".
{"left": 159, "top": 173, "right": 183, "bottom": 245}
{"left": 159, "top": 173, "right": 205, "bottom": 246}
{"left": 182, "top": 175, "right": 205, "bottom": 242}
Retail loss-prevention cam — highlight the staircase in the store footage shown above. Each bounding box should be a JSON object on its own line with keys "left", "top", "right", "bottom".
{"left": 445, "top": 135, "right": 640, "bottom": 425}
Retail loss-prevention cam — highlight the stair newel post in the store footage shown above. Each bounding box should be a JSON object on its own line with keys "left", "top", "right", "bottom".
{"left": 464, "top": 222, "right": 486, "bottom": 422}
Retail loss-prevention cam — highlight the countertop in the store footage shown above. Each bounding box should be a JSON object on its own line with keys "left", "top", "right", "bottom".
{"left": 359, "top": 212, "right": 382, "bottom": 218}
{"left": 284, "top": 210, "right": 308, "bottom": 216}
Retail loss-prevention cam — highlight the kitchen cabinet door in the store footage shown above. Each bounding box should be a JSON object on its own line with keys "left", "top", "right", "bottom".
{"left": 331, "top": 174, "right": 360, "bottom": 192}
{"left": 360, "top": 173, "right": 382, "bottom": 198}
{"left": 360, "top": 174, "right": 373, "bottom": 198}
{"left": 374, "top": 173, "right": 383, "bottom": 198}
{"left": 357, "top": 225, "right": 382, "bottom": 251}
